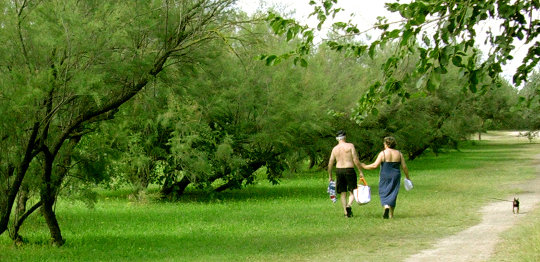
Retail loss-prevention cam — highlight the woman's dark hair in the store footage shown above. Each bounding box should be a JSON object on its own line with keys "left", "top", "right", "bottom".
{"left": 384, "top": 136, "right": 397, "bottom": 148}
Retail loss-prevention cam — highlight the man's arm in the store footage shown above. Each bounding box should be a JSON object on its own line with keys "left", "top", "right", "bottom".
{"left": 351, "top": 145, "right": 364, "bottom": 178}
{"left": 328, "top": 149, "right": 335, "bottom": 181}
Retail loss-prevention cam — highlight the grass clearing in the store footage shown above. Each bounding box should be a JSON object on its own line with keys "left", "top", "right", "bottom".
{"left": 1, "top": 132, "right": 539, "bottom": 261}
{"left": 491, "top": 206, "right": 540, "bottom": 262}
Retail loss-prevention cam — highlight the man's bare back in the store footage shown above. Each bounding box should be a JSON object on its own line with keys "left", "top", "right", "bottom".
{"left": 328, "top": 137, "right": 363, "bottom": 180}
{"left": 330, "top": 142, "right": 357, "bottom": 168}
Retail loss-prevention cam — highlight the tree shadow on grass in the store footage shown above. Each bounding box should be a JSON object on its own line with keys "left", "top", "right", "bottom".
{"left": 175, "top": 183, "right": 326, "bottom": 203}
{"left": 4, "top": 228, "right": 346, "bottom": 261}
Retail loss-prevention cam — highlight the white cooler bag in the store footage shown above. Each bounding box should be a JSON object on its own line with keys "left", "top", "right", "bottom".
{"left": 353, "top": 177, "right": 371, "bottom": 205}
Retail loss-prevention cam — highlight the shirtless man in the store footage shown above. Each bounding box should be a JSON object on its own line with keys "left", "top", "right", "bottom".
{"left": 328, "top": 130, "right": 364, "bottom": 217}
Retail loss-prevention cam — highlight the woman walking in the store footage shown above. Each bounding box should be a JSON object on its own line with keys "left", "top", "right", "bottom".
{"left": 362, "top": 137, "right": 411, "bottom": 219}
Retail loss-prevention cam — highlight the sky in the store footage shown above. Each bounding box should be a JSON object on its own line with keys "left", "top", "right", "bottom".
{"left": 235, "top": 0, "right": 399, "bottom": 38}
{"left": 235, "top": 0, "right": 536, "bottom": 87}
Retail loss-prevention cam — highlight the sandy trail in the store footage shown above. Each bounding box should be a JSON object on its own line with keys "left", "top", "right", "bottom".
{"left": 404, "top": 154, "right": 540, "bottom": 262}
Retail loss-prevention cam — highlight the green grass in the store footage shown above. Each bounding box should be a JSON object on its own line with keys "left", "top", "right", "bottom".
{"left": 491, "top": 206, "right": 540, "bottom": 262}
{"left": 1, "top": 132, "right": 539, "bottom": 261}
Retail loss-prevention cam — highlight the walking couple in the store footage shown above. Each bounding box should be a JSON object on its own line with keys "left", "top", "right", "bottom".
{"left": 328, "top": 130, "right": 411, "bottom": 218}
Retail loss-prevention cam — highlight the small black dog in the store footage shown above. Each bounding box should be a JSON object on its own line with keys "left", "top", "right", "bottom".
{"left": 513, "top": 198, "right": 520, "bottom": 214}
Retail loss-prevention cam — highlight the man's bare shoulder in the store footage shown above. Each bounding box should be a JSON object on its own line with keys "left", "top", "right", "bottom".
{"left": 344, "top": 142, "right": 355, "bottom": 148}
{"left": 333, "top": 142, "right": 355, "bottom": 150}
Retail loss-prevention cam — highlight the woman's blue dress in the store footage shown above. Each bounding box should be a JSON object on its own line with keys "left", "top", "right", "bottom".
{"left": 379, "top": 161, "right": 401, "bottom": 207}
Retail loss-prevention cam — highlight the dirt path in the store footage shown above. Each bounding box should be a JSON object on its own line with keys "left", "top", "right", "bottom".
{"left": 404, "top": 154, "right": 540, "bottom": 262}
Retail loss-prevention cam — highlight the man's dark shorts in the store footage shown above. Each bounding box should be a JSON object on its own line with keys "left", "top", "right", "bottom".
{"left": 336, "top": 168, "right": 357, "bottom": 193}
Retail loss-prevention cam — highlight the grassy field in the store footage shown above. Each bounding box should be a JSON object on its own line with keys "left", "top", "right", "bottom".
{"left": 492, "top": 205, "right": 540, "bottom": 262}
{"left": 1, "top": 131, "right": 539, "bottom": 261}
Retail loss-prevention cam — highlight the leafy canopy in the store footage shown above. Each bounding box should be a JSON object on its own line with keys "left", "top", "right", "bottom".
{"left": 264, "top": 0, "right": 539, "bottom": 118}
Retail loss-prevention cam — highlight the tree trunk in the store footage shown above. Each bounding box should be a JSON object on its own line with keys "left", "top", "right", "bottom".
{"left": 41, "top": 199, "right": 64, "bottom": 246}
{"left": 43, "top": 136, "right": 81, "bottom": 246}
{"left": 10, "top": 185, "right": 30, "bottom": 242}
{"left": 0, "top": 122, "right": 39, "bottom": 236}
{"left": 11, "top": 201, "right": 42, "bottom": 244}
{"left": 160, "top": 176, "right": 191, "bottom": 198}
{"left": 214, "top": 161, "right": 265, "bottom": 192}
{"left": 40, "top": 147, "right": 65, "bottom": 246}
{"left": 308, "top": 155, "right": 316, "bottom": 170}
{"left": 15, "top": 185, "right": 29, "bottom": 219}
{"left": 408, "top": 144, "right": 430, "bottom": 160}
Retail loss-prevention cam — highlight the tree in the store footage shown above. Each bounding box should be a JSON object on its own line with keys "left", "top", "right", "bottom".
{"left": 0, "top": 0, "right": 236, "bottom": 246}
{"left": 265, "top": 0, "right": 539, "bottom": 118}
{"left": 79, "top": 14, "right": 388, "bottom": 199}
{"left": 89, "top": 16, "right": 342, "bottom": 199}
{"left": 472, "top": 79, "right": 520, "bottom": 139}
{"left": 350, "top": 42, "right": 487, "bottom": 159}
{"left": 517, "top": 69, "right": 540, "bottom": 141}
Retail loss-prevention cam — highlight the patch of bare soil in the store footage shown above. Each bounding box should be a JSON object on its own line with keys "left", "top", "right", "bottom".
{"left": 404, "top": 154, "right": 540, "bottom": 262}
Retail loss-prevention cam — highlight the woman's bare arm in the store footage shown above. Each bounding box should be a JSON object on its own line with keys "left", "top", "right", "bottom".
{"left": 362, "top": 152, "right": 383, "bottom": 170}
{"left": 400, "top": 152, "right": 410, "bottom": 179}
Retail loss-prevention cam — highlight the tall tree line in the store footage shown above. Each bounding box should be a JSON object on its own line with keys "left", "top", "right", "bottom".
{"left": 83, "top": 20, "right": 530, "bottom": 200}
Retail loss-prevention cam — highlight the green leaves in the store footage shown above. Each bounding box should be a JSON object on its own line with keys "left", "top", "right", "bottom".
{"left": 265, "top": 11, "right": 316, "bottom": 67}
{"left": 451, "top": 55, "right": 463, "bottom": 67}
{"left": 309, "top": 0, "right": 340, "bottom": 30}
{"left": 263, "top": 0, "right": 539, "bottom": 123}
{"left": 296, "top": 57, "right": 309, "bottom": 67}
{"left": 261, "top": 54, "right": 278, "bottom": 66}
